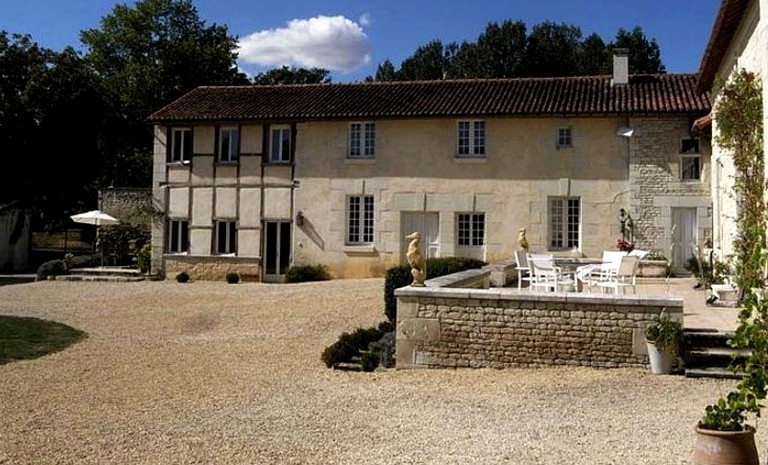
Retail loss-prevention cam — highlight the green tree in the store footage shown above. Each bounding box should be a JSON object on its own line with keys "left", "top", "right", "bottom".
{"left": 252, "top": 66, "right": 331, "bottom": 85}
{"left": 579, "top": 33, "right": 608, "bottom": 76}
{"left": 80, "top": 0, "right": 248, "bottom": 187}
{"left": 523, "top": 21, "right": 583, "bottom": 77}
{"left": 373, "top": 59, "right": 397, "bottom": 81}
{"left": 398, "top": 40, "right": 451, "bottom": 81}
{"left": 608, "top": 26, "right": 665, "bottom": 74}
{"left": 474, "top": 20, "right": 527, "bottom": 78}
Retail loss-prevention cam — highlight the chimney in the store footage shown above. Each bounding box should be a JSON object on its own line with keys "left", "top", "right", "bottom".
{"left": 611, "top": 48, "right": 629, "bottom": 86}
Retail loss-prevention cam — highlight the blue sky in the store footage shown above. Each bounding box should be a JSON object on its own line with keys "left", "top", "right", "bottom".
{"left": 1, "top": 0, "right": 723, "bottom": 82}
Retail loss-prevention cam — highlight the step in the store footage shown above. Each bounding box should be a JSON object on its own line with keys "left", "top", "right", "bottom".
{"left": 71, "top": 267, "right": 143, "bottom": 277}
{"left": 685, "top": 367, "right": 745, "bottom": 380}
{"left": 54, "top": 275, "right": 145, "bottom": 282}
{"left": 686, "top": 347, "right": 751, "bottom": 359}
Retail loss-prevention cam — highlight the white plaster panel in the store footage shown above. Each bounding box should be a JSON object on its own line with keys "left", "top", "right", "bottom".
{"left": 392, "top": 192, "right": 424, "bottom": 211}
{"left": 153, "top": 126, "right": 167, "bottom": 184}
{"left": 167, "top": 165, "right": 189, "bottom": 184}
{"left": 263, "top": 188, "right": 292, "bottom": 219}
{"left": 191, "top": 187, "right": 213, "bottom": 227}
{"left": 194, "top": 126, "right": 215, "bottom": 154}
{"left": 239, "top": 188, "right": 262, "bottom": 227}
{"left": 238, "top": 229, "right": 261, "bottom": 257}
{"left": 241, "top": 125, "right": 263, "bottom": 154}
{"left": 215, "top": 164, "right": 238, "bottom": 186}
{"left": 263, "top": 165, "right": 293, "bottom": 186}
{"left": 240, "top": 155, "right": 262, "bottom": 186}
{"left": 168, "top": 188, "right": 189, "bottom": 217}
{"left": 425, "top": 193, "right": 473, "bottom": 211}
{"left": 191, "top": 156, "right": 214, "bottom": 185}
{"left": 215, "top": 187, "right": 237, "bottom": 218}
{"left": 189, "top": 228, "right": 212, "bottom": 255}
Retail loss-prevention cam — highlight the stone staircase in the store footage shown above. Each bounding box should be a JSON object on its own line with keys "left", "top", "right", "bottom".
{"left": 683, "top": 329, "right": 749, "bottom": 379}
{"left": 55, "top": 267, "right": 145, "bottom": 282}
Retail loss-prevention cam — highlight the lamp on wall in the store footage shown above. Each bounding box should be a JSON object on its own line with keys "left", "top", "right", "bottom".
{"left": 296, "top": 210, "right": 304, "bottom": 227}
{"left": 616, "top": 126, "right": 635, "bottom": 138}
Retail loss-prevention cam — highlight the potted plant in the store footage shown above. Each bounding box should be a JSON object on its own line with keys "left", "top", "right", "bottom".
{"left": 644, "top": 313, "right": 683, "bottom": 374}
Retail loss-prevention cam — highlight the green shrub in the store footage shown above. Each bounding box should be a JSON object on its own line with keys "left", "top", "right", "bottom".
{"left": 377, "top": 320, "right": 395, "bottom": 333}
{"left": 35, "top": 259, "right": 68, "bottom": 281}
{"left": 226, "top": 272, "right": 240, "bottom": 284}
{"left": 98, "top": 224, "right": 150, "bottom": 265}
{"left": 369, "top": 331, "right": 395, "bottom": 368}
{"left": 136, "top": 243, "right": 151, "bottom": 273}
{"left": 321, "top": 335, "right": 358, "bottom": 368}
{"left": 384, "top": 256, "right": 487, "bottom": 322}
{"left": 285, "top": 264, "right": 331, "bottom": 283}
{"left": 360, "top": 352, "right": 380, "bottom": 372}
{"left": 176, "top": 271, "right": 190, "bottom": 283}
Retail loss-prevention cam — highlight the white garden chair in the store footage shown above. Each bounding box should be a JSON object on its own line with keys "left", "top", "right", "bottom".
{"left": 579, "top": 251, "right": 627, "bottom": 292}
{"left": 595, "top": 255, "right": 640, "bottom": 294}
{"left": 528, "top": 254, "right": 570, "bottom": 292}
{"left": 514, "top": 249, "right": 533, "bottom": 290}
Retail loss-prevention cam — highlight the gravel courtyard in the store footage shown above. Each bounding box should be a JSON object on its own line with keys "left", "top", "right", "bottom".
{"left": 0, "top": 279, "right": 763, "bottom": 464}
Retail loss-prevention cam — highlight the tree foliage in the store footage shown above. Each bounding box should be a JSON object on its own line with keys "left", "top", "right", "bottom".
{"left": 252, "top": 66, "right": 331, "bottom": 85}
{"left": 371, "top": 20, "right": 665, "bottom": 81}
{"left": 80, "top": 0, "right": 247, "bottom": 188}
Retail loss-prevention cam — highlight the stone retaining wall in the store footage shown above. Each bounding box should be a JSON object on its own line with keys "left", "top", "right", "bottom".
{"left": 164, "top": 255, "right": 261, "bottom": 282}
{"left": 395, "top": 270, "right": 682, "bottom": 369}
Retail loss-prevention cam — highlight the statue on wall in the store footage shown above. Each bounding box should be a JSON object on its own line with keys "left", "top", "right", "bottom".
{"left": 619, "top": 208, "right": 634, "bottom": 244}
{"left": 517, "top": 228, "right": 529, "bottom": 251}
{"left": 405, "top": 231, "right": 426, "bottom": 287}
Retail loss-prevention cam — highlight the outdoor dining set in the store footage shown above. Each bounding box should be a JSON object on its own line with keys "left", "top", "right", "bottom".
{"left": 513, "top": 249, "right": 649, "bottom": 294}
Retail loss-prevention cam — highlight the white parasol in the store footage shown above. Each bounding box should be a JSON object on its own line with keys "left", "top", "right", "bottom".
{"left": 70, "top": 210, "right": 120, "bottom": 266}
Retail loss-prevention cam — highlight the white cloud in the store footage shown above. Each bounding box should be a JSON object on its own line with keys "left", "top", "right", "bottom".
{"left": 359, "top": 13, "right": 371, "bottom": 27}
{"left": 238, "top": 15, "right": 372, "bottom": 74}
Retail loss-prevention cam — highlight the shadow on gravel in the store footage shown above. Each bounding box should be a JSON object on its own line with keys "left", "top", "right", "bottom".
{"left": 0, "top": 316, "right": 88, "bottom": 365}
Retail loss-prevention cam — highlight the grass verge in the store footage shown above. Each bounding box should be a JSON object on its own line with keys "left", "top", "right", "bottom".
{"left": 0, "top": 316, "right": 87, "bottom": 365}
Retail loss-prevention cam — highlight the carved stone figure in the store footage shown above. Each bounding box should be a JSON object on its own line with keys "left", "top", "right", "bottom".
{"left": 405, "top": 231, "right": 426, "bottom": 287}
{"left": 517, "top": 228, "right": 529, "bottom": 251}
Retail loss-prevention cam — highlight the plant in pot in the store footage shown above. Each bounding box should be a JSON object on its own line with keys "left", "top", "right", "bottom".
{"left": 644, "top": 312, "right": 683, "bottom": 374}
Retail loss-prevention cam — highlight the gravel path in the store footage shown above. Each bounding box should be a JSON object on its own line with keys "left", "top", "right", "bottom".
{"left": 0, "top": 279, "right": 763, "bottom": 464}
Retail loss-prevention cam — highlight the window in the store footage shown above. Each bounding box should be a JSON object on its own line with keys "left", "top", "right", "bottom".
{"left": 270, "top": 125, "right": 292, "bottom": 162}
{"left": 349, "top": 122, "right": 376, "bottom": 158}
{"left": 346, "top": 195, "right": 374, "bottom": 244}
{"left": 168, "top": 220, "right": 189, "bottom": 253}
{"left": 457, "top": 120, "right": 485, "bottom": 157}
{"left": 169, "top": 127, "right": 192, "bottom": 162}
{"left": 549, "top": 197, "right": 580, "bottom": 250}
{"left": 216, "top": 221, "right": 237, "bottom": 254}
{"left": 681, "top": 138, "right": 701, "bottom": 180}
{"left": 557, "top": 127, "right": 572, "bottom": 148}
{"left": 457, "top": 213, "right": 485, "bottom": 246}
{"left": 218, "top": 126, "right": 239, "bottom": 162}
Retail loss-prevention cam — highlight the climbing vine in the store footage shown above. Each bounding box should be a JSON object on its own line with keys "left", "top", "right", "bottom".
{"left": 714, "top": 69, "right": 765, "bottom": 294}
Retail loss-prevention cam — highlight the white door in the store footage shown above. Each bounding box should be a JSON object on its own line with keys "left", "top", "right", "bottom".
{"left": 671, "top": 208, "right": 697, "bottom": 275}
{"left": 401, "top": 212, "right": 439, "bottom": 262}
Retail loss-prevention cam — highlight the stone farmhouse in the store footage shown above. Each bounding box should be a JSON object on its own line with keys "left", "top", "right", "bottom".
{"left": 695, "top": 0, "right": 768, "bottom": 261}
{"left": 147, "top": 53, "right": 711, "bottom": 281}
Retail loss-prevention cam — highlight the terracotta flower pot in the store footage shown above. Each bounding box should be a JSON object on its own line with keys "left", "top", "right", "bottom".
{"left": 692, "top": 425, "right": 758, "bottom": 465}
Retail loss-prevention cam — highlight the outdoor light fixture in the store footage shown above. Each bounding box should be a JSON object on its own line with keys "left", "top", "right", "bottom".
{"left": 616, "top": 126, "right": 635, "bottom": 138}
{"left": 296, "top": 211, "right": 304, "bottom": 227}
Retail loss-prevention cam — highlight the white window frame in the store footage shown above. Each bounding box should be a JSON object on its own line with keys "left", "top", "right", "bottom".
{"left": 218, "top": 126, "right": 239, "bottom": 163}
{"left": 349, "top": 122, "right": 376, "bottom": 159}
{"left": 548, "top": 197, "right": 580, "bottom": 250}
{"left": 457, "top": 213, "right": 485, "bottom": 246}
{"left": 270, "top": 125, "right": 292, "bottom": 163}
{"left": 346, "top": 195, "right": 374, "bottom": 245}
{"left": 457, "top": 120, "right": 486, "bottom": 158}
{"left": 169, "top": 127, "right": 192, "bottom": 163}
{"left": 216, "top": 220, "right": 237, "bottom": 254}
{"left": 557, "top": 127, "right": 572, "bottom": 148}
{"left": 168, "top": 219, "right": 189, "bottom": 253}
{"left": 680, "top": 138, "right": 701, "bottom": 180}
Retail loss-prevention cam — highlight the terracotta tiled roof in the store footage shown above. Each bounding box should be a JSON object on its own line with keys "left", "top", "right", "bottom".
{"left": 148, "top": 74, "right": 710, "bottom": 123}
{"left": 696, "top": 0, "right": 751, "bottom": 94}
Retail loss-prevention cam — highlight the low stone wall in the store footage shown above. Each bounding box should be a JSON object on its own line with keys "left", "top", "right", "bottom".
{"left": 395, "top": 278, "right": 683, "bottom": 369}
{"left": 164, "top": 255, "right": 261, "bottom": 282}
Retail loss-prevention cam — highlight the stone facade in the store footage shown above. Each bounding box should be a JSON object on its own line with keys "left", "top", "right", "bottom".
{"left": 395, "top": 273, "right": 683, "bottom": 369}
{"left": 99, "top": 188, "right": 154, "bottom": 230}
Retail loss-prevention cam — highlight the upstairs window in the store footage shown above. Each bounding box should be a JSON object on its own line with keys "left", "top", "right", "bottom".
{"left": 270, "top": 125, "right": 292, "bottom": 163}
{"left": 681, "top": 138, "right": 701, "bottom": 180}
{"left": 557, "top": 127, "right": 572, "bottom": 148}
{"left": 169, "top": 127, "right": 192, "bottom": 163}
{"left": 349, "top": 122, "right": 376, "bottom": 159}
{"left": 457, "top": 120, "right": 485, "bottom": 158}
{"left": 218, "top": 126, "right": 239, "bottom": 162}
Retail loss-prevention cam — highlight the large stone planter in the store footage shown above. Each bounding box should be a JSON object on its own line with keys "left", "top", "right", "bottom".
{"left": 692, "top": 425, "right": 758, "bottom": 465}
{"left": 637, "top": 259, "right": 668, "bottom": 277}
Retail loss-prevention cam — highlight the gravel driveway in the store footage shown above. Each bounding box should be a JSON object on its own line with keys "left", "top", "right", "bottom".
{"left": 0, "top": 279, "right": 762, "bottom": 464}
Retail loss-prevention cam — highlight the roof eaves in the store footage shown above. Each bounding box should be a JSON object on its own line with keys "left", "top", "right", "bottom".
{"left": 696, "top": 0, "right": 752, "bottom": 94}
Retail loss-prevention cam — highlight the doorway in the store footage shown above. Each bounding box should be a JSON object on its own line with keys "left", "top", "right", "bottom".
{"left": 671, "top": 207, "right": 697, "bottom": 275}
{"left": 401, "top": 212, "right": 440, "bottom": 261}
{"left": 263, "top": 221, "right": 291, "bottom": 282}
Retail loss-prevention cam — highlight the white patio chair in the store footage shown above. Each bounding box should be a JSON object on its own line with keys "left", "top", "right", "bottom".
{"left": 514, "top": 249, "right": 532, "bottom": 291}
{"left": 580, "top": 251, "right": 627, "bottom": 292}
{"left": 528, "top": 254, "right": 569, "bottom": 292}
{"left": 595, "top": 255, "right": 639, "bottom": 294}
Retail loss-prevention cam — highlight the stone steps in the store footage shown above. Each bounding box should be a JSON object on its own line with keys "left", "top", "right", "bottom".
{"left": 54, "top": 267, "right": 145, "bottom": 282}
{"left": 683, "top": 329, "right": 746, "bottom": 380}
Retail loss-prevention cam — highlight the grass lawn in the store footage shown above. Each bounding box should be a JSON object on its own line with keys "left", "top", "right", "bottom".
{"left": 0, "top": 315, "right": 87, "bottom": 365}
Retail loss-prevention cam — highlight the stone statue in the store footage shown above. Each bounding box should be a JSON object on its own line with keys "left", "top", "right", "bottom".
{"left": 619, "top": 208, "right": 634, "bottom": 244}
{"left": 405, "top": 231, "right": 426, "bottom": 287}
{"left": 517, "top": 228, "right": 529, "bottom": 251}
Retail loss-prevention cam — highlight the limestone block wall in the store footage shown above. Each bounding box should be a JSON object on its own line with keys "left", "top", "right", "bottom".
{"left": 395, "top": 285, "right": 683, "bottom": 369}
{"left": 164, "top": 255, "right": 261, "bottom": 282}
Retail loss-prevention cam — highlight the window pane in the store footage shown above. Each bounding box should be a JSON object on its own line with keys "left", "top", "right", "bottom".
{"left": 349, "top": 123, "right": 361, "bottom": 157}
{"left": 170, "top": 221, "right": 179, "bottom": 251}
{"left": 347, "top": 196, "right": 360, "bottom": 243}
{"left": 363, "top": 195, "right": 374, "bottom": 243}
{"left": 473, "top": 122, "right": 485, "bottom": 155}
{"left": 458, "top": 122, "right": 470, "bottom": 155}
{"left": 281, "top": 129, "right": 291, "bottom": 161}
{"left": 181, "top": 221, "right": 189, "bottom": 252}
{"left": 271, "top": 129, "right": 281, "bottom": 161}
{"left": 364, "top": 123, "right": 375, "bottom": 157}
{"left": 682, "top": 156, "right": 701, "bottom": 180}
